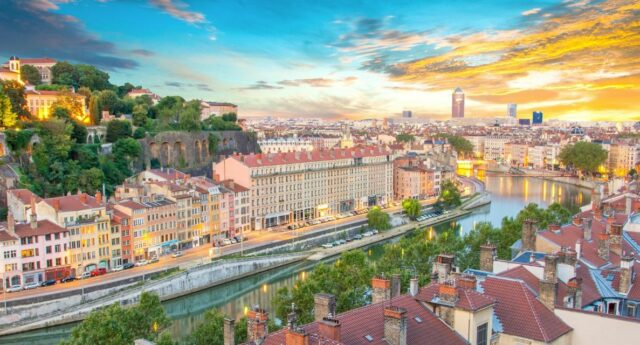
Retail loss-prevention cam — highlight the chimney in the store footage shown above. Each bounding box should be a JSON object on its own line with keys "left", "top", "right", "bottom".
{"left": 597, "top": 233, "right": 609, "bottom": 260}
{"left": 371, "top": 276, "right": 391, "bottom": 304}
{"left": 317, "top": 316, "right": 341, "bottom": 342}
{"left": 80, "top": 193, "right": 87, "bottom": 204}
{"left": 626, "top": 195, "right": 633, "bottom": 216}
{"left": 575, "top": 239, "right": 582, "bottom": 261}
{"left": 215, "top": 174, "right": 221, "bottom": 182}
{"left": 53, "top": 199, "right": 60, "bottom": 212}
{"left": 433, "top": 254, "right": 455, "bottom": 283}
{"left": 391, "top": 274, "right": 401, "bottom": 298}
{"left": 610, "top": 222, "right": 623, "bottom": 246}
{"left": 456, "top": 275, "right": 477, "bottom": 290}
{"left": 383, "top": 306, "right": 408, "bottom": 345}
{"left": 594, "top": 208, "right": 602, "bottom": 221}
{"left": 246, "top": 307, "right": 268, "bottom": 342}
{"left": 606, "top": 217, "right": 613, "bottom": 234}
{"left": 582, "top": 217, "right": 592, "bottom": 241}
{"left": 285, "top": 309, "right": 309, "bottom": 345}
{"left": 223, "top": 318, "right": 235, "bottom": 345}
{"left": 549, "top": 223, "right": 562, "bottom": 233}
{"left": 571, "top": 216, "right": 582, "bottom": 226}
{"left": 521, "top": 219, "right": 538, "bottom": 252}
{"left": 567, "top": 277, "right": 583, "bottom": 309}
{"left": 479, "top": 243, "right": 496, "bottom": 272}
{"left": 540, "top": 255, "right": 558, "bottom": 311}
{"left": 314, "top": 293, "right": 336, "bottom": 322}
{"left": 619, "top": 253, "right": 634, "bottom": 294}
{"left": 96, "top": 191, "right": 102, "bottom": 205}
{"left": 409, "top": 278, "right": 419, "bottom": 297}
{"left": 7, "top": 212, "right": 15, "bottom": 235}
{"left": 592, "top": 188, "right": 601, "bottom": 210}
{"left": 30, "top": 196, "right": 37, "bottom": 229}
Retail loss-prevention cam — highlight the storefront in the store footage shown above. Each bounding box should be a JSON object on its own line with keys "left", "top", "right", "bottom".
{"left": 339, "top": 199, "right": 354, "bottom": 212}
{"left": 316, "top": 204, "right": 329, "bottom": 217}
{"left": 264, "top": 211, "right": 290, "bottom": 229}
{"left": 45, "top": 266, "right": 71, "bottom": 281}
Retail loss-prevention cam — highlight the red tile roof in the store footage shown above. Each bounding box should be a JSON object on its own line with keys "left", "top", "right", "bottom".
{"left": 0, "top": 228, "right": 18, "bottom": 241}
{"left": 220, "top": 179, "right": 249, "bottom": 193}
{"left": 417, "top": 282, "right": 495, "bottom": 311}
{"left": 482, "top": 276, "right": 572, "bottom": 342}
{"left": 497, "top": 266, "right": 569, "bottom": 306}
{"left": 116, "top": 200, "right": 145, "bottom": 211}
{"left": 14, "top": 220, "right": 67, "bottom": 237}
{"left": 20, "top": 58, "right": 56, "bottom": 64}
{"left": 234, "top": 145, "right": 391, "bottom": 168}
{"left": 257, "top": 294, "right": 468, "bottom": 345}
{"left": 8, "top": 189, "right": 41, "bottom": 205}
{"left": 44, "top": 193, "right": 102, "bottom": 212}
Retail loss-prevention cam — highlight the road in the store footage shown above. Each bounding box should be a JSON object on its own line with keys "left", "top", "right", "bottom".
{"left": 2, "top": 204, "right": 407, "bottom": 303}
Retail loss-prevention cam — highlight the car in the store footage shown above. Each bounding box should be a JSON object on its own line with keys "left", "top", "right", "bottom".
{"left": 135, "top": 259, "right": 148, "bottom": 267}
{"left": 230, "top": 238, "right": 238, "bottom": 244}
{"left": 363, "top": 231, "right": 373, "bottom": 237}
{"left": 24, "top": 281, "right": 40, "bottom": 290}
{"left": 79, "top": 271, "right": 92, "bottom": 279}
{"left": 112, "top": 265, "right": 124, "bottom": 272}
{"left": 40, "top": 279, "right": 56, "bottom": 287}
{"left": 60, "top": 275, "right": 76, "bottom": 283}
{"left": 171, "top": 251, "right": 183, "bottom": 258}
{"left": 91, "top": 268, "right": 107, "bottom": 277}
{"left": 372, "top": 230, "right": 379, "bottom": 235}
{"left": 123, "top": 262, "right": 135, "bottom": 270}
{"left": 345, "top": 237, "right": 354, "bottom": 242}
{"left": 321, "top": 243, "right": 334, "bottom": 249}
{"left": 354, "top": 234, "right": 363, "bottom": 240}
{"left": 6, "top": 285, "right": 22, "bottom": 293}
{"left": 222, "top": 239, "right": 232, "bottom": 246}
{"left": 149, "top": 256, "right": 159, "bottom": 264}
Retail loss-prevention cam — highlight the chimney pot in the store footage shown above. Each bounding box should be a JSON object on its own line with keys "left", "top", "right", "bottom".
{"left": 456, "top": 275, "right": 477, "bottom": 290}
{"left": 314, "top": 293, "right": 336, "bottom": 322}
{"left": 384, "top": 306, "right": 408, "bottom": 345}
{"left": 371, "top": 276, "right": 391, "bottom": 304}
{"left": 317, "top": 317, "right": 341, "bottom": 342}
{"left": 223, "top": 318, "right": 235, "bottom": 345}
{"left": 409, "top": 278, "right": 419, "bottom": 297}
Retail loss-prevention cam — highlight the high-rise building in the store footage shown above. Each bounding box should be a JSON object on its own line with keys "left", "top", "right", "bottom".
{"left": 507, "top": 103, "right": 517, "bottom": 118}
{"left": 532, "top": 111, "right": 543, "bottom": 125}
{"left": 402, "top": 110, "right": 412, "bottom": 118}
{"left": 452, "top": 87, "right": 464, "bottom": 118}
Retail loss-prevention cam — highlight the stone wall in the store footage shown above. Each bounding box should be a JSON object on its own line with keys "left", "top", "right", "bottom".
{"left": 138, "top": 130, "right": 259, "bottom": 171}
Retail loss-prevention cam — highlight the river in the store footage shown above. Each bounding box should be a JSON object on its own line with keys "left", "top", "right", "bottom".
{"left": 0, "top": 174, "right": 591, "bottom": 345}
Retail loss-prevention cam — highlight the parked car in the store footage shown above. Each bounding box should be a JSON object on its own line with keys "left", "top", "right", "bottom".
{"left": 91, "top": 268, "right": 107, "bottom": 277}
{"left": 79, "top": 271, "right": 92, "bottom": 280}
{"left": 171, "top": 251, "right": 183, "bottom": 258}
{"left": 24, "top": 281, "right": 40, "bottom": 290}
{"left": 135, "top": 260, "right": 148, "bottom": 267}
{"left": 230, "top": 238, "right": 238, "bottom": 244}
{"left": 7, "top": 285, "right": 22, "bottom": 293}
{"left": 149, "top": 256, "right": 159, "bottom": 264}
{"left": 354, "top": 234, "right": 363, "bottom": 240}
{"left": 40, "top": 279, "right": 56, "bottom": 287}
{"left": 123, "top": 262, "right": 135, "bottom": 270}
{"left": 60, "top": 275, "right": 76, "bottom": 283}
{"left": 321, "top": 243, "right": 334, "bottom": 249}
{"left": 112, "top": 265, "right": 124, "bottom": 272}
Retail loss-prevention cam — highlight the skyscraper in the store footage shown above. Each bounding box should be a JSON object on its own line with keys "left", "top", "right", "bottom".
{"left": 532, "top": 111, "right": 543, "bottom": 125}
{"left": 507, "top": 103, "right": 517, "bottom": 118}
{"left": 452, "top": 87, "right": 464, "bottom": 118}
{"left": 402, "top": 110, "right": 412, "bottom": 118}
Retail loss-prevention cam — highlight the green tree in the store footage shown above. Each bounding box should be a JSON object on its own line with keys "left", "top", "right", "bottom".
{"left": 630, "top": 168, "right": 638, "bottom": 178}
{"left": 189, "top": 308, "right": 226, "bottom": 345}
{"left": 402, "top": 198, "right": 421, "bottom": 220}
{"left": 113, "top": 137, "right": 141, "bottom": 161}
{"left": 132, "top": 103, "right": 149, "bottom": 127}
{"left": 98, "top": 90, "right": 122, "bottom": 114}
{"left": 20, "top": 64, "right": 42, "bottom": 85}
{"left": 51, "top": 61, "right": 79, "bottom": 87}
{"left": 116, "top": 82, "right": 137, "bottom": 98}
{"left": 435, "top": 133, "right": 473, "bottom": 158}
{"left": 0, "top": 79, "right": 28, "bottom": 118}
{"left": 179, "top": 100, "right": 201, "bottom": 131}
{"left": 438, "top": 180, "right": 461, "bottom": 209}
{"left": 50, "top": 91, "right": 88, "bottom": 123}
{"left": 76, "top": 64, "right": 111, "bottom": 91}
{"left": 396, "top": 133, "right": 415, "bottom": 143}
{"left": 367, "top": 206, "right": 391, "bottom": 230}
{"left": 133, "top": 127, "right": 146, "bottom": 139}
{"left": 208, "top": 132, "right": 220, "bottom": 155}
{"left": 221, "top": 112, "right": 237, "bottom": 122}
{"left": 78, "top": 167, "right": 104, "bottom": 194}
{"left": 0, "top": 93, "right": 18, "bottom": 127}
{"left": 89, "top": 93, "right": 101, "bottom": 124}
{"left": 558, "top": 141, "right": 608, "bottom": 176}
{"left": 106, "top": 120, "right": 132, "bottom": 143}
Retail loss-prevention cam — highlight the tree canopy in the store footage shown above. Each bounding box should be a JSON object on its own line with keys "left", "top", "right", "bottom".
{"left": 438, "top": 180, "right": 461, "bottom": 209}
{"left": 20, "top": 64, "right": 42, "bottom": 85}
{"left": 435, "top": 133, "right": 473, "bottom": 158}
{"left": 367, "top": 206, "right": 391, "bottom": 230}
{"left": 396, "top": 133, "right": 415, "bottom": 143}
{"left": 558, "top": 141, "right": 608, "bottom": 176}
{"left": 402, "top": 198, "right": 421, "bottom": 220}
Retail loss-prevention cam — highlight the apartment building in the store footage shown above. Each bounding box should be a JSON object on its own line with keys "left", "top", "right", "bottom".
{"left": 220, "top": 179, "right": 251, "bottom": 235}
{"left": 608, "top": 141, "right": 640, "bottom": 176}
{"left": 214, "top": 146, "right": 394, "bottom": 230}
{"left": 483, "top": 136, "right": 511, "bottom": 162}
{"left": 464, "top": 135, "right": 485, "bottom": 158}
{"left": 35, "top": 192, "right": 111, "bottom": 274}
{"left": 393, "top": 156, "right": 440, "bottom": 200}
{"left": 257, "top": 137, "right": 315, "bottom": 153}
{"left": 505, "top": 142, "right": 529, "bottom": 167}
{"left": 25, "top": 88, "right": 89, "bottom": 123}
{"left": 200, "top": 101, "right": 237, "bottom": 120}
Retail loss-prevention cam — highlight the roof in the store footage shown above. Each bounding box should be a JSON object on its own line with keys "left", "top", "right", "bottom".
{"left": 257, "top": 294, "right": 468, "bottom": 345}
{"left": 233, "top": 145, "right": 391, "bottom": 168}
{"left": 8, "top": 189, "right": 41, "bottom": 205}
{"left": 496, "top": 266, "right": 569, "bottom": 306}
{"left": 20, "top": 58, "right": 56, "bottom": 64}
{"left": 14, "top": 220, "right": 67, "bottom": 237}
{"left": 43, "top": 193, "right": 102, "bottom": 212}
{"left": 0, "top": 228, "right": 18, "bottom": 241}
{"left": 117, "top": 200, "right": 145, "bottom": 210}
{"left": 481, "top": 276, "right": 573, "bottom": 342}
{"left": 203, "top": 101, "right": 237, "bottom": 107}
{"left": 417, "top": 282, "right": 495, "bottom": 312}
{"left": 220, "top": 179, "right": 249, "bottom": 193}
{"left": 147, "top": 168, "right": 188, "bottom": 181}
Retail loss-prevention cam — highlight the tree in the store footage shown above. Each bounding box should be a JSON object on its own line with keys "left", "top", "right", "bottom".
{"left": 78, "top": 167, "right": 104, "bottom": 194}
{"left": 179, "top": 100, "right": 201, "bottom": 131}
{"left": 61, "top": 292, "right": 170, "bottom": 345}
{"left": 189, "top": 308, "right": 226, "bottom": 345}
{"left": 402, "top": 198, "right": 421, "bottom": 220}
{"left": 208, "top": 133, "right": 220, "bottom": 155}
{"left": 221, "top": 112, "right": 237, "bottom": 122}
{"left": 50, "top": 91, "right": 88, "bottom": 123}
{"left": 367, "top": 206, "right": 391, "bottom": 230}
{"left": 106, "top": 120, "right": 132, "bottom": 143}
{"left": 20, "top": 64, "right": 42, "bottom": 85}
{"left": 438, "top": 180, "right": 461, "bottom": 208}
{"left": 132, "top": 103, "right": 149, "bottom": 127}
{"left": 76, "top": 64, "right": 111, "bottom": 91}
{"left": 559, "top": 141, "right": 608, "bottom": 176}
{"left": 396, "top": 133, "right": 415, "bottom": 143}
{"left": 89, "top": 93, "right": 101, "bottom": 124}
{"left": 133, "top": 127, "right": 146, "bottom": 139}
{"left": 630, "top": 168, "right": 638, "bottom": 178}
{"left": 98, "top": 90, "right": 123, "bottom": 114}
{"left": 113, "top": 138, "right": 142, "bottom": 161}
{"left": 435, "top": 133, "right": 473, "bottom": 158}
{"left": 51, "top": 61, "right": 79, "bottom": 87}
{"left": 0, "top": 93, "right": 17, "bottom": 127}
{"left": 0, "top": 79, "right": 28, "bottom": 118}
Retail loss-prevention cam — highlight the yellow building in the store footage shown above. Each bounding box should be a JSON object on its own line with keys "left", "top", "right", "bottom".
{"left": 25, "top": 88, "right": 89, "bottom": 123}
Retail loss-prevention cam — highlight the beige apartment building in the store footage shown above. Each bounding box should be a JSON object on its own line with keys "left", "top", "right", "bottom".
{"left": 214, "top": 146, "right": 394, "bottom": 230}
{"left": 608, "top": 141, "right": 640, "bottom": 177}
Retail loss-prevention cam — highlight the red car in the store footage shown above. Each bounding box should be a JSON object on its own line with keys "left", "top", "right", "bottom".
{"left": 90, "top": 267, "right": 107, "bottom": 277}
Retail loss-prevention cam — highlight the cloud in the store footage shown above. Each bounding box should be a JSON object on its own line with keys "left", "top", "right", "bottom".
{"left": 521, "top": 8, "right": 542, "bottom": 16}
{"left": 130, "top": 49, "right": 155, "bottom": 57}
{"left": 0, "top": 0, "right": 138, "bottom": 70}
{"left": 149, "top": 0, "right": 205, "bottom": 24}
{"left": 277, "top": 76, "right": 358, "bottom": 87}
{"left": 240, "top": 81, "right": 284, "bottom": 90}
{"left": 165, "top": 81, "right": 213, "bottom": 92}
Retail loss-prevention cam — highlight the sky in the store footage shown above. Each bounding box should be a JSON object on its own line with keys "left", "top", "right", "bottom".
{"left": 1, "top": 0, "right": 639, "bottom": 121}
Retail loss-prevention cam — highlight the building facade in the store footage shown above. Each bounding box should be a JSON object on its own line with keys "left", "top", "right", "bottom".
{"left": 452, "top": 87, "right": 465, "bottom": 119}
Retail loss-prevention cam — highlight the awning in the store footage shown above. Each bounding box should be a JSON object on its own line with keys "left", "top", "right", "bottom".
{"left": 265, "top": 211, "right": 290, "bottom": 219}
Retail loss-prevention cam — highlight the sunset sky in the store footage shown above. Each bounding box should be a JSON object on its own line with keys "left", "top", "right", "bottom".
{"left": 1, "top": 0, "right": 639, "bottom": 121}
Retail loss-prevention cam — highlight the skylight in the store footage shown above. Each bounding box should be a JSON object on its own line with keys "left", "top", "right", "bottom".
{"left": 414, "top": 316, "right": 423, "bottom": 323}
{"left": 364, "top": 335, "right": 374, "bottom": 342}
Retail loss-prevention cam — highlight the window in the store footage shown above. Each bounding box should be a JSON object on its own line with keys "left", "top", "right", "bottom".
{"left": 477, "top": 323, "right": 488, "bottom": 345}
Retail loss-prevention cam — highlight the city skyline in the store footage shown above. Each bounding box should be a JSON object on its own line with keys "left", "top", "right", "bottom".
{"left": 1, "top": 0, "right": 639, "bottom": 121}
